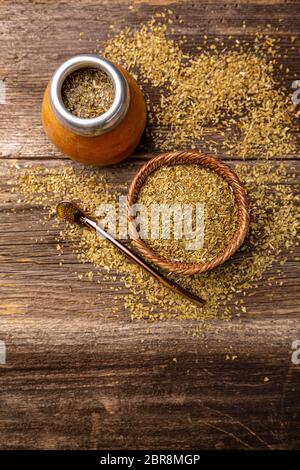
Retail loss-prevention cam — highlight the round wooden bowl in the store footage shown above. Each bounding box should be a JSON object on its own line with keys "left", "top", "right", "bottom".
{"left": 127, "top": 150, "right": 249, "bottom": 275}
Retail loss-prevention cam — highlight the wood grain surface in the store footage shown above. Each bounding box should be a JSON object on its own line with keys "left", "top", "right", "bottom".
{"left": 0, "top": 0, "right": 300, "bottom": 450}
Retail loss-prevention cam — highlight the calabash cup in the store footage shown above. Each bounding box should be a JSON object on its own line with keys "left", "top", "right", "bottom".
{"left": 127, "top": 150, "right": 250, "bottom": 275}
{"left": 42, "top": 54, "right": 147, "bottom": 166}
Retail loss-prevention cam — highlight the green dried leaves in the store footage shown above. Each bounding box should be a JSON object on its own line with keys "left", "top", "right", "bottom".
{"left": 62, "top": 67, "right": 114, "bottom": 119}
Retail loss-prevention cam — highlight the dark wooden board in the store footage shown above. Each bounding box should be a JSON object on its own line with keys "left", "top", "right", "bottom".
{"left": 0, "top": 0, "right": 300, "bottom": 450}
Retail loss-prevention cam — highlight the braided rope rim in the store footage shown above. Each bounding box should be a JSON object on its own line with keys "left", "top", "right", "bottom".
{"left": 127, "top": 151, "right": 249, "bottom": 275}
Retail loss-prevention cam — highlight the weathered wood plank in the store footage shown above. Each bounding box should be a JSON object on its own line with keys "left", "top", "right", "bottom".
{"left": 0, "top": 158, "right": 299, "bottom": 319}
{"left": 1, "top": 0, "right": 300, "bottom": 161}
{"left": 0, "top": 0, "right": 300, "bottom": 450}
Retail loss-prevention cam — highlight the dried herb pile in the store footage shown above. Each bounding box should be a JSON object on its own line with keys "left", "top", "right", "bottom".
{"left": 15, "top": 13, "right": 300, "bottom": 325}
{"left": 136, "top": 164, "right": 238, "bottom": 264}
{"left": 17, "top": 161, "right": 299, "bottom": 324}
{"left": 104, "top": 16, "right": 299, "bottom": 158}
{"left": 62, "top": 67, "right": 114, "bottom": 118}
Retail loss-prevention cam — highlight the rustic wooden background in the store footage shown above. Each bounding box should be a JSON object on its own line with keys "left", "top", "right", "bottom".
{"left": 0, "top": 0, "right": 300, "bottom": 450}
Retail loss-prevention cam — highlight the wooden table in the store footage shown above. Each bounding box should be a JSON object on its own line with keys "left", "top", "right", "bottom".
{"left": 0, "top": 0, "right": 299, "bottom": 450}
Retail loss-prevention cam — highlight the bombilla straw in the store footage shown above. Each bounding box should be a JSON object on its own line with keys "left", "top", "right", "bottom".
{"left": 56, "top": 201, "right": 205, "bottom": 307}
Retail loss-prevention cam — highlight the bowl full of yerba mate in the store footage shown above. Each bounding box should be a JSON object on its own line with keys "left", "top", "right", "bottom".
{"left": 61, "top": 66, "right": 114, "bottom": 118}
{"left": 42, "top": 54, "right": 147, "bottom": 165}
{"left": 127, "top": 151, "right": 249, "bottom": 275}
